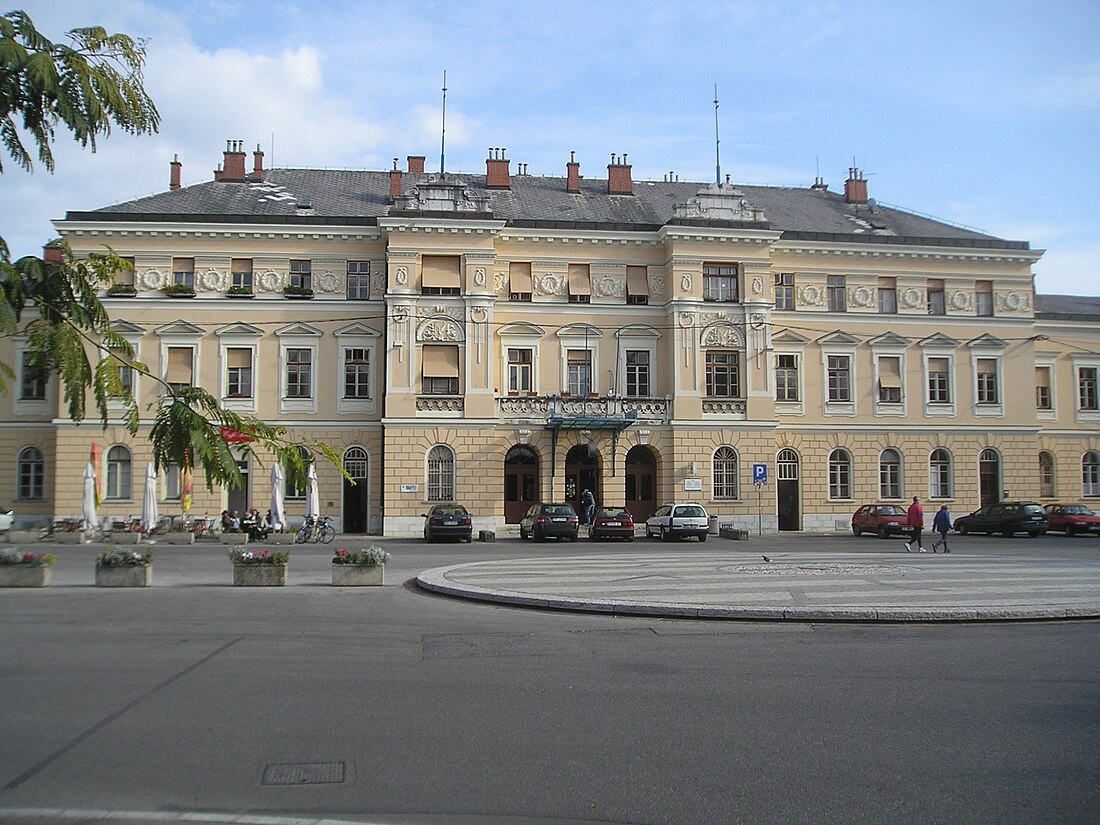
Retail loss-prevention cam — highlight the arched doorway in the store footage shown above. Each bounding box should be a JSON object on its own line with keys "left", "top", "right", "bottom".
{"left": 625, "top": 445, "right": 657, "bottom": 522}
{"left": 504, "top": 445, "right": 539, "bottom": 523}
{"left": 979, "top": 448, "right": 1001, "bottom": 507}
{"left": 777, "top": 448, "right": 800, "bottom": 531}
{"left": 342, "top": 446, "right": 369, "bottom": 533}
{"left": 565, "top": 444, "right": 600, "bottom": 516}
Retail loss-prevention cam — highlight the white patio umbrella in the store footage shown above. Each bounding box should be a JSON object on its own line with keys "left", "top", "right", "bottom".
{"left": 81, "top": 462, "right": 100, "bottom": 533}
{"left": 305, "top": 463, "right": 320, "bottom": 521}
{"left": 141, "top": 462, "right": 158, "bottom": 533}
{"left": 269, "top": 464, "right": 287, "bottom": 532}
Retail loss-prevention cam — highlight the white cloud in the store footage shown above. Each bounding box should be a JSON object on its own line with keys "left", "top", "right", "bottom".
{"left": 1033, "top": 245, "right": 1100, "bottom": 297}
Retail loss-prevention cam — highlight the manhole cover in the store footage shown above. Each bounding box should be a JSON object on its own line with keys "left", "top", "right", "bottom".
{"left": 262, "top": 761, "right": 345, "bottom": 785}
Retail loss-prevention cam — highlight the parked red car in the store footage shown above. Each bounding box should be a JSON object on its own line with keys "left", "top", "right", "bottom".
{"left": 588, "top": 506, "right": 635, "bottom": 541}
{"left": 1044, "top": 503, "right": 1100, "bottom": 537}
{"left": 851, "top": 503, "right": 908, "bottom": 538}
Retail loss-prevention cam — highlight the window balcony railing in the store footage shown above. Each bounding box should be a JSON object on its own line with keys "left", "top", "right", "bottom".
{"left": 701, "top": 398, "right": 747, "bottom": 416}
{"left": 417, "top": 395, "right": 464, "bottom": 413}
{"left": 496, "top": 394, "right": 670, "bottom": 424}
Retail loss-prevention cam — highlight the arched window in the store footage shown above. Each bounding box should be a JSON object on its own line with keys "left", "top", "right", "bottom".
{"left": 343, "top": 446, "right": 369, "bottom": 479}
{"left": 1084, "top": 451, "right": 1100, "bottom": 497}
{"left": 1039, "top": 451, "right": 1056, "bottom": 498}
{"left": 106, "top": 445, "right": 132, "bottom": 499}
{"left": 427, "top": 445, "right": 455, "bottom": 501}
{"left": 929, "top": 449, "right": 952, "bottom": 498}
{"left": 777, "top": 448, "right": 799, "bottom": 480}
{"left": 879, "top": 449, "right": 902, "bottom": 499}
{"left": 713, "top": 446, "right": 739, "bottom": 499}
{"left": 17, "top": 446, "right": 44, "bottom": 500}
{"left": 828, "top": 449, "right": 851, "bottom": 499}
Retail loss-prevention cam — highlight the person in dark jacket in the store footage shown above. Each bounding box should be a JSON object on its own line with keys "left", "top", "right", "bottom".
{"left": 932, "top": 504, "right": 952, "bottom": 553}
{"left": 905, "top": 496, "right": 925, "bottom": 552}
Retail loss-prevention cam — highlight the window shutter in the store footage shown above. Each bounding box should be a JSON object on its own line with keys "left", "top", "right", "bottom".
{"left": 166, "top": 347, "right": 193, "bottom": 384}
{"left": 568, "top": 264, "right": 591, "bottom": 296}
{"left": 626, "top": 266, "right": 649, "bottom": 295}
{"left": 421, "top": 255, "right": 461, "bottom": 288}
{"left": 422, "top": 345, "right": 460, "bottom": 377}
{"left": 509, "top": 262, "right": 532, "bottom": 293}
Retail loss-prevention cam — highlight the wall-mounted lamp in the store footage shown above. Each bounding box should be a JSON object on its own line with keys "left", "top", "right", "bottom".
{"left": 517, "top": 429, "right": 530, "bottom": 445}
{"left": 580, "top": 429, "right": 593, "bottom": 446}
{"left": 638, "top": 429, "right": 651, "bottom": 446}
{"left": 689, "top": 461, "right": 698, "bottom": 476}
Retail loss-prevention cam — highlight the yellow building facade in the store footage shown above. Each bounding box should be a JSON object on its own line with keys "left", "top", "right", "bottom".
{"left": 3, "top": 144, "right": 1098, "bottom": 534}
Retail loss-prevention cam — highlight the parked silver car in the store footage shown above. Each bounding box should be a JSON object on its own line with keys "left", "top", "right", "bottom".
{"left": 0, "top": 503, "right": 12, "bottom": 533}
{"left": 645, "top": 503, "right": 709, "bottom": 542}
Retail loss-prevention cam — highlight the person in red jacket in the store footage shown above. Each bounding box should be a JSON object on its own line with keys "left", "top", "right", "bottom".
{"left": 905, "top": 496, "right": 925, "bottom": 552}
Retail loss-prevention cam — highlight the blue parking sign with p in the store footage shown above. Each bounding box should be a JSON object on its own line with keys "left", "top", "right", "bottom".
{"left": 752, "top": 463, "right": 768, "bottom": 484}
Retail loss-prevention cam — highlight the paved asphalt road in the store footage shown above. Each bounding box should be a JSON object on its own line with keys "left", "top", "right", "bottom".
{"left": 0, "top": 532, "right": 1097, "bottom": 825}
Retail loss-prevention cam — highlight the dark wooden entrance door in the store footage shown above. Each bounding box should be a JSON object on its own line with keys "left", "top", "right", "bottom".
{"left": 625, "top": 445, "right": 657, "bottom": 522}
{"left": 342, "top": 447, "right": 369, "bottom": 533}
{"left": 777, "top": 448, "right": 800, "bottom": 531}
{"left": 504, "top": 446, "right": 539, "bottom": 523}
{"left": 227, "top": 459, "right": 249, "bottom": 520}
{"left": 979, "top": 449, "right": 1001, "bottom": 508}
{"left": 565, "top": 445, "right": 599, "bottom": 517}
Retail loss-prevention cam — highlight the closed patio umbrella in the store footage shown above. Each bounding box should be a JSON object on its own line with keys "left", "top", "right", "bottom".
{"left": 305, "top": 463, "right": 320, "bottom": 521}
{"left": 82, "top": 462, "right": 100, "bottom": 533}
{"left": 269, "top": 464, "right": 286, "bottom": 532}
{"left": 141, "top": 462, "right": 158, "bottom": 533}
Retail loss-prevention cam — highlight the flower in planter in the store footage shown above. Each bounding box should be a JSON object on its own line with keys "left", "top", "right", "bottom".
{"left": 162, "top": 283, "right": 196, "bottom": 296}
{"left": 228, "top": 548, "right": 289, "bottom": 565}
{"left": 282, "top": 285, "right": 314, "bottom": 297}
{"left": 332, "top": 546, "right": 391, "bottom": 566}
{"left": 97, "top": 547, "right": 153, "bottom": 567}
{"left": 225, "top": 286, "right": 253, "bottom": 296}
{"left": 107, "top": 283, "right": 138, "bottom": 296}
{"left": 0, "top": 549, "right": 56, "bottom": 566}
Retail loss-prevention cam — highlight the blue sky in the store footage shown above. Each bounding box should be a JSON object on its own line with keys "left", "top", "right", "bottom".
{"left": 4, "top": 0, "right": 1098, "bottom": 295}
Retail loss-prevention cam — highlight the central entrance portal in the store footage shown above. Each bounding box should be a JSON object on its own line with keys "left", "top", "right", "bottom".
{"left": 625, "top": 445, "right": 657, "bottom": 523}
{"left": 504, "top": 445, "right": 539, "bottom": 523}
{"left": 565, "top": 445, "right": 600, "bottom": 517}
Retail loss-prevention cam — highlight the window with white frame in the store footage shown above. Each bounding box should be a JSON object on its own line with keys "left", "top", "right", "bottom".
{"left": 422, "top": 345, "right": 460, "bottom": 395}
{"left": 774, "top": 273, "right": 794, "bottom": 310}
{"left": 507, "top": 348, "right": 533, "bottom": 394}
{"left": 1036, "top": 367, "right": 1052, "bottom": 410}
{"left": 106, "top": 445, "right": 132, "bottom": 499}
{"left": 289, "top": 259, "right": 312, "bottom": 291}
{"left": 929, "top": 448, "right": 952, "bottom": 498}
{"left": 829, "top": 449, "right": 851, "bottom": 499}
{"left": 1039, "top": 451, "right": 1056, "bottom": 498}
{"left": 343, "top": 348, "right": 371, "bottom": 398}
{"left": 712, "top": 446, "right": 739, "bottom": 499}
{"left": 427, "top": 445, "right": 455, "bottom": 501}
{"left": 703, "top": 264, "right": 739, "bottom": 302}
{"left": 567, "top": 349, "right": 592, "bottom": 395}
{"left": 776, "top": 354, "right": 799, "bottom": 402}
{"left": 165, "top": 461, "right": 181, "bottom": 501}
{"left": 285, "top": 348, "right": 312, "bottom": 398}
{"left": 346, "top": 261, "right": 370, "bottom": 300}
{"left": 567, "top": 264, "right": 592, "bottom": 303}
{"left": 927, "top": 279, "right": 945, "bottom": 315}
{"left": 225, "top": 348, "right": 253, "bottom": 398}
{"left": 827, "top": 355, "right": 851, "bottom": 402}
{"left": 927, "top": 356, "right": 951, "bottom": 405}
{"left": 705, "top": 351, "right": 741, "bottom": 397}
{"left": 879, "top": 449, "right": 902, "bottom": 499}
{"left": 1084, "top": 451, "right": 1100, "bottom": 497}
{"left": 230, "top": 258, "right": 253, "bottom": 291}
{"left": 827, "top": 275, "right": 846, "bottom": 311}
{"left": 19, "top": 351, "right": 48, "bottom": 400}
{"left": 17, "top": 446, "right": 44, "bottom": 499}
{"left": 625, "top": 350, "right": 650, "bottom": 397}
{"left": 877, "top": 356, "right": 903, "bottom": 404}
{"left": 172, "top": 257, "right": 194, "bottom": 288}
{"left": 165, "top": 346, "right": 194, "bottom": 391}
{"left": 976, "top": 358, "right": 999, "bottom": 404}
{"left": 878, "top": 278, "right": 897, "bottom": 314}
{"left": 1079, "top": 367, "right": 1098, "bottom": 411}
{"left": 286, "top": 448, "right": 311, "bottom": 499}
{"left": 975, "top": 280, "right": 993, "bottom": 316}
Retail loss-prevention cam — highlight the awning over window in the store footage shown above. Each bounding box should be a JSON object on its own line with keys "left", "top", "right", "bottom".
{"left": 1035, "top": 366, "right": 1051, "bottom": 388}
{"left": 226, "top": 348, "right": 251, "bottom": 368}
{"left": 166, "top": 347, "right": 193, "bottom": 384}
{"left": 421, "top": 255, "right": 461, "bottom": 288}
{"left": 626, "top": 266, "right": 649, "bottom": 296}
{"left": 422, "top": 345, "right": 460, "bottom": 377}
{"left": 509, "top": 262, "right": 532, "bottom": 293}
{"left": 879, "top": 356, "right": 901, "bottom": 388}
{"left": 568, "top": 264, "right": 591, "bottom": 296}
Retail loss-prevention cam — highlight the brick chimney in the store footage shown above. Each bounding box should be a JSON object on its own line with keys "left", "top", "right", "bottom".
{"left": 407, "top": 155, "right": 426, "bottom": 174}
{"left": 486, "top": 148, "right": 510, "bottom": 189}
{"left": 389, "top": 158, "right": 402, "bottom": 201}
{"left": 566, "top": 151, "right": 581, "bottom": 193}
{"left": 607, "top": 153, "right": 632, "bottom": 195}
{"left": 252, "top": 145, "right": 265, "bottom": 182}
{"left": 214, "top": 140, "right": 247, "bottom": 182}
{"left": 169, "top": 154, "right": 182, "bottom": 190}
{"left": 844, "top": 167, "right": 868, "bottom": 204}
{"left": 43, "top": 243, "right": 63, "bottom": 264}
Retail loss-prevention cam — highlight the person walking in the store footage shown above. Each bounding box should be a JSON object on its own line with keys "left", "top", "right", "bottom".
{"left": 905, "top": 496, "right": 925, "bottom": 552}
{"left": 932, "top": 504, "right": 952, "bottom": 553}
{"left": 580, "top": 488, "right": 595, "bottom": 526}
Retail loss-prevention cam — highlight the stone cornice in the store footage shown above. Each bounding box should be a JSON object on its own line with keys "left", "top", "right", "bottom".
{"left": 55, "top": 219, "right": 383, "bottom": 243}
{"left": 498, "top": 227, "right": 661, "bottom": 246}
{"left": 773, "top": 239, "right": 1044, "bottom": 264}
{"left": 378, "top": 217, "right": 506, "bottom": 235}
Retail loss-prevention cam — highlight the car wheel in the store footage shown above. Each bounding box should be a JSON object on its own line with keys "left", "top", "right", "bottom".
{"left": 852, "top": 524, "right": 862, "bottom": 536}
{"left": 570, "top": 533, "right": 578, "bottom": 542}
{"left": 533, "top": 527, "right": 545, "bottom": 543}
{"left": 699, "top": 532, "right": 707, "bottom": 543}
{"left": 1065, "top": 524, "right": 1075, "bottom": 537}
{"left": 1002, "top": 525, "right": 1014, "bottom": 538}
{"left": 661, "top": 526, "right": 671, "bottom": 542}
{"left": 520, "top": 527, "right": 528, "bottom": 540}
{"left": 1028, "top": 531, "right": 1041, "bottom": 538}
{"left": 627, "top": 535, "right": 634, "bottom": 542}
{"left": 877, "top": 525, "right": 889, "bottom": 539}
{"left": 957, "top": 523, "right": 968, "bottom": 535}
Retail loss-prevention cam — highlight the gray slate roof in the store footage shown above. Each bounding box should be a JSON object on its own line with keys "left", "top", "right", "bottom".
{"left": 72, "top": 169, "right": 1027, "bottom": 249}
{"left": 1035, "top": 294, "right": 1100, "bottom": 321}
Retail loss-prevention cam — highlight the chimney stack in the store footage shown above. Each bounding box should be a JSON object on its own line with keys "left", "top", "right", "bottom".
{"left": 607, "top": 153, "right": 633, "bottom": 195}
{"left": 811, "top": 176, "right": 828, "bottom": 191}
{"left": 566, "top": 151, "right": 581, "bottom": 193}
{"left": 407, "top": 155, "right": 426, "bottom": 174}
{"left": 844, "top": 167, "right": 868, "bottom": 204}
{"left": 43, "top": 243, "right": 63, "bottom": 264}
{"left": 215, "top": 140, "right": 247, "bottom": 182}
{"left": 486, "top": 147, "right": 510, "bottom": 189}
{"left": 252, "top": 144, "right": 265, "bottom": 182}
{"left": 389, "top": 158, "right": 402, "bottom": 201}
{"left": 169, "top": 154, "right": 182, "bottom": 190}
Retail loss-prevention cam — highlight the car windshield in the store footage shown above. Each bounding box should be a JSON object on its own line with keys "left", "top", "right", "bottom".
{"left": 676, "top": 506, "right": 706, "bottom": 517}
{"left": 1064, "top": 505, "right": 1094, "bottom": 515}
{"left": 598, "top": 508, "right": 628, "bottom": 517}
{"left": 877, "top": 506, "right": 905, "bottom": 515}
{"left": 432, "top": 505, "right": 467, "bottom": 516}
{"left": 545, "top": 505, "right": 574, "bottom": 515}
{"left": 1022, "top": 505, "right": 1045, "bottom": 515}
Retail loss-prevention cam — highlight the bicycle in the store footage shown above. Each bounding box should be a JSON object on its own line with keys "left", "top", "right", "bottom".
{"left": 295, "top": 515, "right": 336, "bottom": 544}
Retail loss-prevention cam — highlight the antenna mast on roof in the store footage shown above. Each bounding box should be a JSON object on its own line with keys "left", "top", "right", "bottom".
{"left": 714, "top": 83, "right": 721, "bottom": 186}
{"left": 439, "top": 70, "right": 447, "bottom": 175}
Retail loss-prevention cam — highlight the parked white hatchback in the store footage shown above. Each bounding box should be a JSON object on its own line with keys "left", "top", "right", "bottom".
{"left": 645, "top": 503, "right": 709, "bottom": 542}
{"left": 0, "top": 503, "right": 13, "bottom": 533}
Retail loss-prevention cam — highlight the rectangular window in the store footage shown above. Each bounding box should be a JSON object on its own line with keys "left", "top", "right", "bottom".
{"left": 827, "top": 355, "right": 851, "bottom": 402}
{"left": 508, "top": 348, "right": 532, "bottom": 393}
{"left": 705, "top": 351, "right": 741, "bottom": 397}
{"left": 110, "top": 348, "right": 133, "bottom": 393}
{"left": 344, "top": 348, "right": 371, "bottom": 398}
{"left": 775, "top": 273, "right": 794, "bottom": 310}
{"left": 626, "top": 266, "right": 649, "bottom": 305}
{"left": 165, "top": 461, "right": 181, "bottom": 500}
{"left": 166, "top": 346, "right": 193, "bottom": 391}
{"left": 878, "top": 356, "right": 902, "bottom": 403}
{"left": 509, "top": 262, "right": 532, "bottom": 302}
{"left": 703, "top": 264, "right": 739, "bottom": 302}
{"left": 285, "top": 348, "right": 312, "bottom": 398}
{"left": 827, "top": 275, "right": 846, "bottom": 312}
{"left": 346, "top": 261, "right": 370, "bottom": 300}
{"left": 289, "top": 259, "right": 312, "bottom": 291}
{"left": 1035, "top": 367, "right": 1052, "bottom": 410}
{"left": 114, "top": 257, "right": 136, "bottom": 287}
{"left": 928, "top": 357, "right": 950, "bottom": 404}
{"left": 567, "top": 349, "right": 592, "bottom": 395}
{"left": 231, "top": 258, "right": 253, "bottom": 291}
{"left": 976, "top": 280, "right": 993, "bottom": 316}
{"left": 878, "top": 278, "right": 897, "bottom": 314}
{"left": 1080, "top": 367, "right": 1099, "bottom": 410}
{"left": 20, "top": 352, "right": 47, "bottom": 400}
{"left": 976, "top": 358, "right": 999, "bottom": 404}
{"left": 568, "top": 264, "right": 591, "bottom": 303}
{"left": 172, "top": 257, "right": 194, "bottom": 288}
{"left": 422, "top": 344, "right": 460, "bottom": 395}
{"left": 421, "top": 255, "right": 461, "bottom": 295}
{"left": 927, "top": 279, "right": 945, "bottom": 315}
{"left": 775, "top": 354, "right": 799, "bottom": 401}
{"left": 625, "top": 350, "right": 650, "bottom": 397}
{"left": 225, "top": 348, "right": 253, "bottom": 398}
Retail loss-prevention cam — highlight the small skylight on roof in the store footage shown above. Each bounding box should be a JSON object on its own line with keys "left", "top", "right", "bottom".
{"left": 296, "top": 199, "right": 313, "bottom": 210}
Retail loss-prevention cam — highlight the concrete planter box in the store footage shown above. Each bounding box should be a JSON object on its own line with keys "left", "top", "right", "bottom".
{"left": 157, "top": 533, "right": 194, "bottom": 545}
{"left": 233, "top": 563, "right": 287, "bottom": 586}
{"left": 331, "top": 564, "right": 384, "bottom": 586}
{"left": 8, "top": 530, "right": 41, "bottom": 544}
{"left": 220, "top": 533, "right": 249, "bottom": 545}
{"left": 0, "top": 566, "right": 51, "bottom": 587}
{"left": 111, "top": 532, "right": 141, "bottom": 545}
{"left": 266, "top": 533, "right": 295, "bottom": 545}
{"left": 51, "top": 532, "right": 83, "bottom": 544}
{"left": 96, "top": 565, "right": 152, "bottom": 587}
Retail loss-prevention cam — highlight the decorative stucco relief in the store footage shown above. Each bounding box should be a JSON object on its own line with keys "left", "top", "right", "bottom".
{"left": 700, "top": 323, "right": 745, "bottom": 348}
{"left": 648, "top": 275, "right": 665, "bottom": 296}
{"left": 950, "top": 290, "right": 972, "bottom": 311}
{"left": 680, "top": 274, "right": 692, "bottom": 293}
{"left": 317, "top": 271, "right": 339, "bottom": 293}
{"left": 474, "top": 267, "right": 486, "bottom": 287}
{"left": 199, "top": 268, "right": 224, "bottom": 291}
{"left": 535, "top": 273, "right": 566, "bottom": 296}
{"left": 900, "top": 287, "right": 923, "bottom": 309}
{"left": 141, "top": 269, "right": 164, "bottom": 290}
{"left": 593, "top": 275, "right": 625, "bottom": 298}
{"left": 396, "top": 266, "right": 408, "bottom": 286}
{"left": 850, "top": 286, "right": 874, "bottom": 308}
{"left": 798, "top": 285, "right": 823, "bottom": 306}
{"left": 258, "top": 270, "right": 280, "bottom": 292}
{"left": 494, "top": 271, "right": 508, "bottom": 293}
{"left": 416, "top": 317, "right": 464, "bottom": 342}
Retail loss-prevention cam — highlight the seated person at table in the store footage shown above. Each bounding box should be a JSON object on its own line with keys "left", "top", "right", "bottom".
{"left": 242, "top": 508, "right": 268, "bottom": 541}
